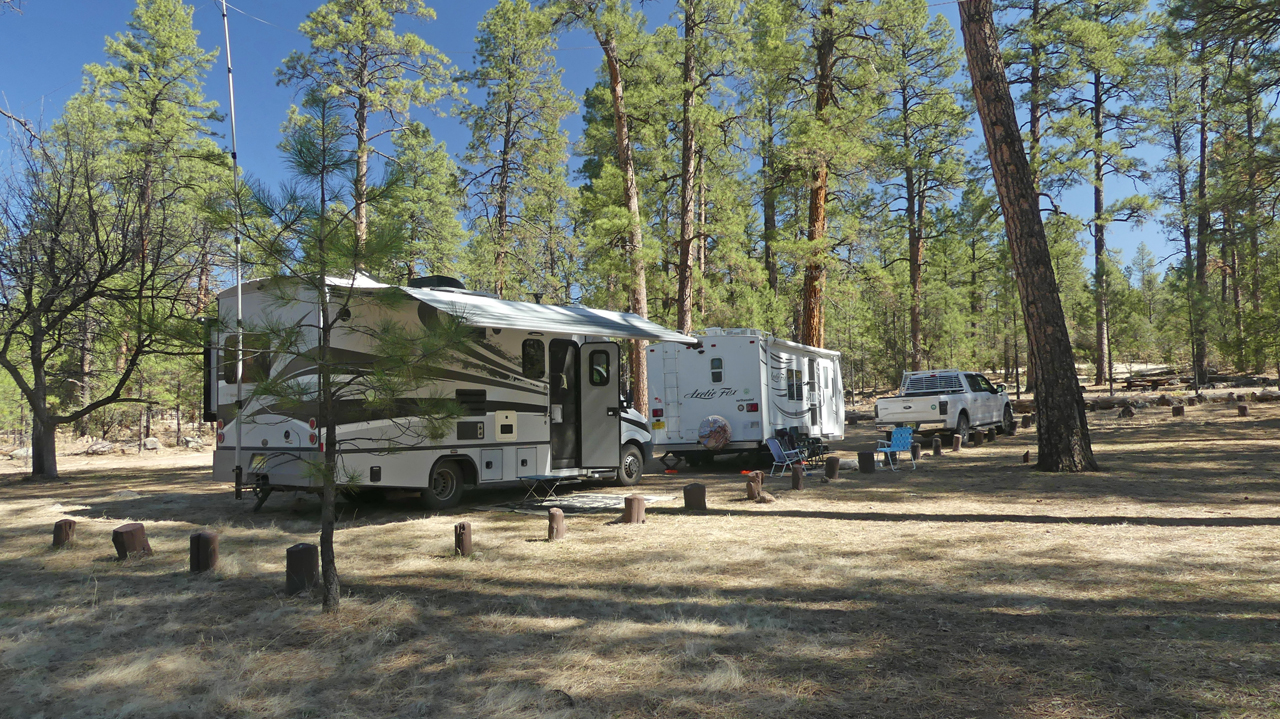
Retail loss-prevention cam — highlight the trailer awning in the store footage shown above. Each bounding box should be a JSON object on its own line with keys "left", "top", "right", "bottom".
{"left": 402, "top": 287, "right": 698, "bottom": 345}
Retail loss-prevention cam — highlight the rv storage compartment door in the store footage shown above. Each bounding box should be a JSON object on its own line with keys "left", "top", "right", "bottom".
{"left": 579, "top": 342, "right": 622, "bottom": 468}
{"left": 481, "top": 449, "right": 503, "bottom": 481}
{"left": 516, "top": 447, "right": 537, "bottom": 477}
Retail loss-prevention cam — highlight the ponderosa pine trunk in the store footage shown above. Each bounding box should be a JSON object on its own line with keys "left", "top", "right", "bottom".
{"left": 676, "top": 3, "right": 698, "bottom": 335}
{"left": 1193, "top": 59, "right": 1209, "bottom": 388}
{"left": 596, "top": 26, "right": 649, "bottom": 415}
{"left": 959, "top": 0, "right": 1097, "bottom": 472}
{"left": 801, "top": 4, "right": 835, "bottom": 349}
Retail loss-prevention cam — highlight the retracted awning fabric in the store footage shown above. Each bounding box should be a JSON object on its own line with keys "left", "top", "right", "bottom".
{"left": 401, "top": 287, "right": 698, "bottom": 345}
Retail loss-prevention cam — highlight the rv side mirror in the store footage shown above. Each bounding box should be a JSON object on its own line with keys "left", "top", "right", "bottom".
{"left": 622, "top": 389, "right": 633, "bottom": 410}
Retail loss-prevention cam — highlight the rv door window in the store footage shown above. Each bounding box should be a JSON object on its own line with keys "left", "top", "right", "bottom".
{"left": 588, "top": 350, "right": 610, "bottom": 386}
{"left": 710, "top": 357, "right": 723, "bottom": 383}
{"left": 521, "top": 339, "right": 545, "bottom": 379}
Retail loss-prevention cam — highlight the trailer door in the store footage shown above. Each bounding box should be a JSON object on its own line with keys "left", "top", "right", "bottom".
{"left": 580, "top": 341, "right": 622, "bottom": 468}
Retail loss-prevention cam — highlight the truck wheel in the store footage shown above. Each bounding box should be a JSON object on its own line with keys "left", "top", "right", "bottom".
{"left": 421, "top": 459, "right": 464, "bottom": 510}
{"left": 616, "top": 444, "right": 644, "bottom": 486}
{"left": 951, "top": 413, "right": 970, "bottom": 444}
{"left": 1001, "top": 405, "right": 1015, "bottom": 435}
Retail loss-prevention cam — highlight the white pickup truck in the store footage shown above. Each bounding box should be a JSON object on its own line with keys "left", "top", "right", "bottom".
{"left": 874, "top": 369, "right": 1015, "bottom": 441}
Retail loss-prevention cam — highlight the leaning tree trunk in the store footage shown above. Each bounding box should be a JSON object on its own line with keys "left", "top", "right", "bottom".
{"left": 959, "top": 0, "right": 1097, "bottom": 472}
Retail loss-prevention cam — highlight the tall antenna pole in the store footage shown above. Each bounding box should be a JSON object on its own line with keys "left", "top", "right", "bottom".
{"left": 220, "top": 0, "right": 245, "bottom": 499}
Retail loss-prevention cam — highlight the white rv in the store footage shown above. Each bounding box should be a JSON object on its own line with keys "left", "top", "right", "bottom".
{"left": 204, "top": 275, "right": 695, "bottom": 509}
{"left": 643, "top": 328, "right": 845, "bottom": 465}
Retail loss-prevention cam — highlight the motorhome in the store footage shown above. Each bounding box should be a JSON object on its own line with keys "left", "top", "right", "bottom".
{"left": 643, "top": 328, "right": 844, "bottom": 465}
{"left": 204, "top": 275, "right": 696, "bottom": 509}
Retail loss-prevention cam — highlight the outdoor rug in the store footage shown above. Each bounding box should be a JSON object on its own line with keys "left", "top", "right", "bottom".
{"left": 475, "top": 494, "right": 675, "bottom": 516}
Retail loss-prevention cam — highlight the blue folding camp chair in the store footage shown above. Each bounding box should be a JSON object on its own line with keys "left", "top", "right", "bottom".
{"left": 766, "top": 437, "right": 804, "bottom": 476}
{"left": 874, "top": 426, "right": 916, "bottom": 471}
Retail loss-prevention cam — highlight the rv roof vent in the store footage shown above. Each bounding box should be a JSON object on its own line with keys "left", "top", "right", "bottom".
{"left": 408, "top": 275, "right": 466, "bottom": 290}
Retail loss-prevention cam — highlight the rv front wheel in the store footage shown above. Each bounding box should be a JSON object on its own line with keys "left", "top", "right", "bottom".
{"left": 616, "top": 444, "right": 644, "bottom": 487}
{"left": 422, "top": 460, "right": 464, "bottom": 510}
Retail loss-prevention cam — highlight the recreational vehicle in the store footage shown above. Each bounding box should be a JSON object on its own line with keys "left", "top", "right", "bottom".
{"left": 643, "top": 328, "right": 845, "bottom": 465}
{"left": 205, "top": 275, "right": 696, "bottom": 509}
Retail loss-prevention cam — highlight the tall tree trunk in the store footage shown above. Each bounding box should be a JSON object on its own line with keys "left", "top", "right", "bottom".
{"left": 1245, "top": 97, "right": 1263, "bottom": 372}
{"left": 762, "top": 109, "right": 780, "bottom": 295}
{"left": 676, "top": 3, "right": 699, "bottom": 334}
{"left": 698, "top": 153, "right": 707, "bottom": 315}
{"left": 1092, "top": 72, "right": 1109, "bottom": 386}
{"left": 1231, "top": 242, "right": 1244, "bottom": 370}
{"left": 802, "top": 4, "right": 835, "bottom": 348}
{"left": 495, "top": 100, "right": 515, "bottom": 300}
{"left": 1193, "top": 61, "right": 1210, "bottom": 388}
{"left": 907, "top": 160, "right": 923, "bottom": 371}
{"left": 354, "top": 75, "right": 369, "bottom": 263}
{"left": 596, "top": 27, "right": 649, "bottom": 415}
{"left": 317, "top": 140, "right": 340, "bottom": 612}
{"left": 959, "top": 0, "right": 1097, "bottom": 471}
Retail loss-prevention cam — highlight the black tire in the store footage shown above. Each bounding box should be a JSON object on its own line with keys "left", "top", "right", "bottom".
{"left": 1001, "top": 404, "right": 1015, "bottom": 435}
{"left": 616, "top": 444, "right": 644, "bottom": 487}
{"left": 951, "top": 412, "right": 970, "bottom": 443}
{"left": 421, "top": 459, "right": 464, "bottom": 510}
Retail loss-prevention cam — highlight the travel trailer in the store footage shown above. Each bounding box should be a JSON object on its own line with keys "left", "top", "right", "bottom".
{"left": 643, "top": 328, "right": 844, "bottom": 465}
{"left": 204, "top": 275, "right": 696, "bottom": 509}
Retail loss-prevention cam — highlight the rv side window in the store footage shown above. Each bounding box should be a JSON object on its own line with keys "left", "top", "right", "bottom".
{"left": 521, "top": 339, "right": 545, "bottom": 379}
{"left": 588, "top": 350, "right": 610, "bottom": 386}
{"left": 710, "top": 357, "right": 723, "bottom": 383}
{"left": 786, "top": 369, "right": 803, "bottom": 401}
{"left": 455, "top": 389, "right": 486, "bottom": 415}
{"left": 221, "top": 333, "right": 272, "bottom": 383}
{"left": 222, "top": 336, "right": 236, "bottom": 383}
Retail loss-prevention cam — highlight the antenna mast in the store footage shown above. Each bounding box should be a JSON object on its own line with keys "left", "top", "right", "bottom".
{"left": 220, "top": 0, "right": 245, "bottom": 499}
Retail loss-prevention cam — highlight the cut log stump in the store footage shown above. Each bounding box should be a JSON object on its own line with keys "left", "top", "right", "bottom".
{"left": 986, "top": 429, "right": 997, "bottom": 443}
{"left": 1020, "top": 414, "right": 1033, "bottom": 429}
{"left": 910, "top": 442, "right": 922, "bottom": 462}
{"left": 285, "top": 543, "right": 318, "bottom": 595}
{"left": 454, "top": 522, "right": 473, "bottom": 556}
{"left": 952, "top": 435, "right": 963, "bottom": 452}
{"left": 622, "top": 495, "right": 646, "bottom": 524}
{"left": 189, "top": 531, "right": 219, "bottom": 573}
{"left": 1238, "top": 404, "right": 1249, "bottom": 417}
{"left": 973, "top": 431, "right": 984, "bottom": 447}
{"left": 791, "top": 464, "right": 804, "bottom": 490}
{"left": 1172, "top": 406, "right": 1184, "bottom": 417}
{"left": 1022, "top": 451, "right": 1031, "bottom": 464}
{"left": 52, "top": 519, "right": 76, "bottom": 549}
{"left": 683, "top": 483, "right": 707, "bottom": 511}
{"left": 112, "top": 523, "right": 152, "bottom": 560}
{"left": 824, "top": 456, "right": 840, "bottom": 481}
{"left": 745, "top": 479, "right": 761, "bottom": 501}
{"left": 931, "top": 437, "right": 942, "bottom": 456}
{"left": 858, "top": 451, "right": 876, "bottom": 474}
{"left": 548, "top": 508, "right": 566, "bottom": 541}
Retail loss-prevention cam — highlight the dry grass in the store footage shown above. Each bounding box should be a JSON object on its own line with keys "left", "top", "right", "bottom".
{"left": 2, "top": 400, "right": 1279, "bottom": 717}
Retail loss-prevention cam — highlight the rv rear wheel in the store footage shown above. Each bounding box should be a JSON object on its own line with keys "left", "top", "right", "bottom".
{"left": 616, "top": 444, "right": 643, "bottom": 487}
{"left": 421, "top": 459, "right": 464, "bottom": 510}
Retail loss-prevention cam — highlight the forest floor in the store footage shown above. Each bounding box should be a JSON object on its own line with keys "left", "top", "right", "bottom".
{"left": 2, "top": 400, "right": 1279, "bottom": 718}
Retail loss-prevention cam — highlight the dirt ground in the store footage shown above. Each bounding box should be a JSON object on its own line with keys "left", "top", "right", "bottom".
{"left": 2, "top": 399, "right": 1279, "bottom": 718}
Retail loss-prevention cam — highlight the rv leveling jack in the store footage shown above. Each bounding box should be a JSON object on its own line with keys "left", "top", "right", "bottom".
{"left": 233, "top": 465, "right": 242, "bottom": 500}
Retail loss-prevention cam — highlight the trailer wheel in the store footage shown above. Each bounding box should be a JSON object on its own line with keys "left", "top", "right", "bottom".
{"left": 616, "top": 444, "right": 644, "bottom": 487}
{"left": 421, "top": 459, "right": 464, "bottom": 510}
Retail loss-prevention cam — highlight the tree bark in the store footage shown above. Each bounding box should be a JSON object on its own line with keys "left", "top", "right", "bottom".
{"left": 1193, "top": 58, "right": 1209, "bottom": 388}
{"left": 676, "top": 2, "right": 699, "bottom": 334}
{"left": 1091, "top": 71, "right": 1109, "bottom": 387}
{"left": 959, "top": 0, "right": 1097, "bottom": 471}
{"left": 596, "top": 26, "right": 649, "bottom": 415}
{"left": 802, "top": 4, "right": 835, "bottom": 349}
{"left": 761, "top": 108, "right": 780, "bottom": 295}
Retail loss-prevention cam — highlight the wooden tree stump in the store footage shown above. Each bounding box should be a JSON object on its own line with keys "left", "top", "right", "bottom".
{"left": 910, "top": 442, "right": 922, "bottom": 461}
{"left": 454, "top": 521, "right": 473, "bottom": 556}
{"left": 285, "top": 543, "right": 319, "bottom": 595}
{"left": 1118, "top": 406, "right": 1135, "bottom": 419}
{"left": 952, "top": 434, "right": 963, "bottom": 452}
{"left": 622, "top": 495, "right": 646, "bottom": 524}
{"left": 986, "top": 429, "right": 997, "bottom": 443}
{"left": 858, "top": 451, "right": 876, "bottom": 474}
{"left": 972, "top": 431, "right": 984, "bottom": 447}
{"left": 1022, "top": 451, "right": 1031, "bottom": 464}
{"left": 189, "top": 531, "right": 219, "bottom": 573}
{"left": 547, "top": 508, "right": 566, "bottom": 540}
{"left": 824, "top": 455, "right": 840, "bottom": 481}
{"left": 111, "top": 523, "right": 152, "bottom": 560}
{"left": 52, "top": 519, "right": 76, "bottom": 549}
{"left": 745, "top": 479, "right": 761, "bottom": 500}
{"left": 683, "top": 483, "right": 707, "bottom": 511}
{"left": 1171, "top": 406, "right": 1184, "bottom": 417}
{"left": 931, "top": 437, "right": 942, "bottom": 456}
{"left": 746, "top": 470, "right": 765, "bottom": 485}
{"left": 1020, "top": 414, "right": 1032, "bottom": 429}
{"left": 1186, "top": 397, "right": 1197, "bottom": 407}
{"left": 1008, "top": 423, "right": 1017, "bottom": 436}
{"left": 791, "top": 464, "right": 804, "bottom": 490}
{"left": 1238, "top": 404, "right": 1249, "bottom": 417}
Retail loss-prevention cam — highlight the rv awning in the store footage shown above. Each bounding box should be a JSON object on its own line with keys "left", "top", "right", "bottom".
{"left": 402, "top": 287, "right": 698, "bottom": 345}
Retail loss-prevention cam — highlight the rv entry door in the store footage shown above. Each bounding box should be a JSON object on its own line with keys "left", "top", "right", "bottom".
{"left": 579, "top": 342, "right": 622, "bottom": 468}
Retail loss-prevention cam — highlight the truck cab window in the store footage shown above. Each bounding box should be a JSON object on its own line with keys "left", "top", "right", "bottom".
{"left": 522, "top": 339, "right": 545, "bottom": 379}
{"left": 710, "top": 357, "right": 723, "bottom": 383}
{"left": 589, "top": 350, "right": 610, "bottom": 386}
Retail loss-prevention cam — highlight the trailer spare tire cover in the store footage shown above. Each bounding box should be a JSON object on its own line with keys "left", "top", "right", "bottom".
{"left": 697, "top": 415, "right": 732, "bottom": 450}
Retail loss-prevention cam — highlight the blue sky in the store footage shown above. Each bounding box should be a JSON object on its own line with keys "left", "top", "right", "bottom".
{"left": 0, "top": 0, "right": 1170, "bottom": 272}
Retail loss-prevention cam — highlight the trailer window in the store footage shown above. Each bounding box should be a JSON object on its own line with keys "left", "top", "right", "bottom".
{"left": 521, "top": 339, "right": 545, "bottom": 379}
{"left": 221, "top": 333, "right": 272, "bottom": 383}
{"left": 588, "top": 350, "right": 610, "bottom": 386}
{"left": 710, "top": 357, "right": 723, "bottom": 383}
{"left": 786, "top": 369, "right": 804, "bottom": 401}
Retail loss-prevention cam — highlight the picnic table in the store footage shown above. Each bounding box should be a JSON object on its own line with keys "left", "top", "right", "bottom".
{"left": 1122, "top": 376, "right": 1179, "bottom": 391}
